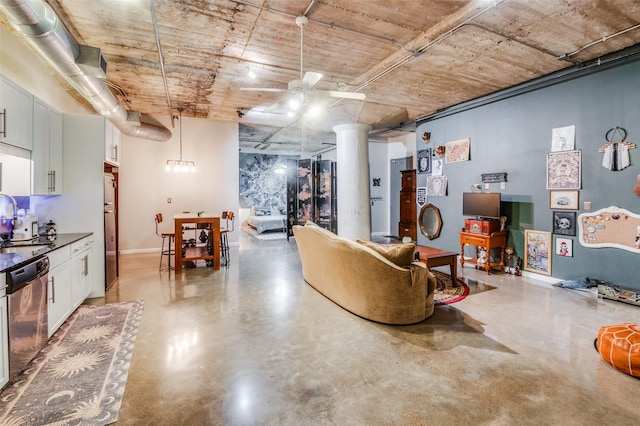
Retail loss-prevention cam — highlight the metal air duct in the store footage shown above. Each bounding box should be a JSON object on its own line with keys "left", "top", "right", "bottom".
{"left": 0, "top": 0, "right": 171, "bottom": 141}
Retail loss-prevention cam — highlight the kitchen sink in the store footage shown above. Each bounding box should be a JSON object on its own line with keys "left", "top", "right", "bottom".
{"left": 0, "top": 244, "right": 51, "bottom": 254}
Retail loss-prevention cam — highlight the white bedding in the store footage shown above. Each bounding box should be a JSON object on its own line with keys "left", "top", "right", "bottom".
{"left": 247, "top": 214, "right": 286, "bottom": 234}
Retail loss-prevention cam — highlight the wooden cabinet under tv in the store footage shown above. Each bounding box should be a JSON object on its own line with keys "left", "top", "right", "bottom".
{"left": 459, "top": 230, "right": 507, "bottom": 274}
{"left": 398, "top": 170, "right": 416, "bottom": 241}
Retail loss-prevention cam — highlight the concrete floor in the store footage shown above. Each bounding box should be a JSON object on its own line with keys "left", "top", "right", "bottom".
{"left": 91, "top": 232, "right": 640, "bottom": 425}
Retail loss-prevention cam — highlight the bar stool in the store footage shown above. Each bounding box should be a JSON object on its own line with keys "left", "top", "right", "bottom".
{"left": 220, "top": 211, "right": 234, "bottom": 266}
{"left": 155, "top": 213, "right": 175, "bottom": 271}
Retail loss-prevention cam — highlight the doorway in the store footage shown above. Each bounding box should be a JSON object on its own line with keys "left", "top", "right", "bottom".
{"left": 388, "top": 156, "right": 412, "bottom": 238}
{"left": 104, "top": 165, "right": 119, "bottom": 289}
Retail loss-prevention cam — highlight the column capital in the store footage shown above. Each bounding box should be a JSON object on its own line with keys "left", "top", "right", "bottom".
{"left": 332, "top": 123, "right": 372, "bottom": 134}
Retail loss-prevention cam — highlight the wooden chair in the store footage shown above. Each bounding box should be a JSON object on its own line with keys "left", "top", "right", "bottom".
{"left": 155, "top": 213, "right": 175, "bottom": 271}
{"left": 220, "top": 211, "right": 234, "bottom": 266}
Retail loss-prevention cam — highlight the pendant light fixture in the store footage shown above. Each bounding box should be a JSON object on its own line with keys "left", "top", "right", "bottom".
{"left": 165, "top": 107, "right": 196, "bottom": 173}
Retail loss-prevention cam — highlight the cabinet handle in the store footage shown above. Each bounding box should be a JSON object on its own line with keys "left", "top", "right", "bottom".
{"left": 51, "top": 170, "right": 56, "bottom": 192}
{"left": 113, "top": 144, "right": 118, "bottom": 161}
{"left": 0, "top": 108, "right": 6, "bottom": 137}
{"left": 49, "top": 276, "right": 55, "bottom": 303}
{"left": 83, "top": 254, "right": 88, "bottom": 276}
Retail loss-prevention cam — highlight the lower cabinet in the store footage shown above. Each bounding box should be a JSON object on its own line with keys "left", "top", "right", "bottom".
{"left": 0, "top": 295, "right": 8, "bottom": 389}
{"left": 71, "top": 237, "right": 93, "bottom": 309}
{"left": 47, "top": 246, "right": 72, "bottom": 338}
{"left": 47, "top": 235, "right": 94, "bottom": 337}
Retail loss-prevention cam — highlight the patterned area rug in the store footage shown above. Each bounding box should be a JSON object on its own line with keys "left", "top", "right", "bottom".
{"left": 0, "top": 300, "right": 144, "bottom": 425}
{"left": 432, "top": 270, "right": 470, "bottom": 305}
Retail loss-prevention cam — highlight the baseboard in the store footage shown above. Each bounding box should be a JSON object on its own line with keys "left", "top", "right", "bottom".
{"left": 120, "top": 241, "right": 239, "bottom": 255}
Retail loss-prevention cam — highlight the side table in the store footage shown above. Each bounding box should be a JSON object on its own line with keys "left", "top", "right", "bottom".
{"left": 459, "top": 230, "right": 507, "bottom": 274}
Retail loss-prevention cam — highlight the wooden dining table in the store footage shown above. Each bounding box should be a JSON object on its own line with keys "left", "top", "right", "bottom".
{"left": 173, "top": 213, "right": 221, "bottom": 273}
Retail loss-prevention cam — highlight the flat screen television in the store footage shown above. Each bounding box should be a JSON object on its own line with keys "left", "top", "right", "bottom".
{"left": 462, "top": 192, "right": 501, "bottom": 219}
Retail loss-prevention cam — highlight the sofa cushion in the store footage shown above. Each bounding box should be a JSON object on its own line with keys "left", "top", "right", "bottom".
{"left": 356, "top": 239, "right": 415, "bottom": 267}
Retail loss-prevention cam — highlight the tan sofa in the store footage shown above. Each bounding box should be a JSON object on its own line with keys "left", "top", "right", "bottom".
{"left": 293, "top": 222, "right": 436, "bottom": 325}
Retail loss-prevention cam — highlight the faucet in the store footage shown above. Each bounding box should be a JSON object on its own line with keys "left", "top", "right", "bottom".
{"left": 0, "top": 192, "right": 18, "bottom": 242}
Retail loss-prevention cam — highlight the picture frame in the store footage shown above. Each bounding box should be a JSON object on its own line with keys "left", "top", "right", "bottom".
{"left": 445, "top": 138, "right": 470, "bottom": 163}
{"left": 551, "top": 125, "right": 575, "bottom": 152}
{"left": 432, "top": 159, "right": 443, "bottom": 176}
{"left": 555, "top": 237, "right": 573, "bottom": 257}
{"left": 524, "top": 230, "right": 552, "bottom": 275}
{"left": 552, "top": 211, "right": 577, "bottom": 236}
{"left": 426, "top": 175, "right": 447, "bottom": 196}
{"left": 417, "top": 149, "right": 431, "bottom": 174}
{"left": 549, "top": 190, "right": 579, "bottom": 210}
{"left": 546, "top": 150, "right": 581, "bottom": 189}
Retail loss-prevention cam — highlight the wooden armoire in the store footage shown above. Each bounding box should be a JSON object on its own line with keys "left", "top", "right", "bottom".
{"left": 398, "top": 169, "right": 417, "bottom": 241}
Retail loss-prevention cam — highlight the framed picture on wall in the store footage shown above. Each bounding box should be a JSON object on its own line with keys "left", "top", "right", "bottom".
{"left": 555, "top": 237, "right": 573, "bottom": 257}
{"left": 549, "top": 190, "right": 579, "bottom": 210}
{"left": 546, "top": 150, "right": 581, "bottom": 189}
{"left": 445, "top": 138, "right": 470, "bottom": 163}
{"left": 426, "top": 175, "right": 447, "bottom": 196}
{"left": 417, "top": 149, "right": 431, "bottom": 174}
{"left": 524, "top": 230, "right": 552, "bottom": 275}
{"left": 552, "top": 211, "right": 577, "bottom": 236}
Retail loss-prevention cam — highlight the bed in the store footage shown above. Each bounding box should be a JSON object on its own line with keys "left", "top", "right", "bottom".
{"left": 246, "top": 207, "right": 287, "bottom": 234}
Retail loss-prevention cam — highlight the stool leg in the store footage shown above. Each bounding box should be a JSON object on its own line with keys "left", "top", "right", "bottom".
{"left": 168, "top": 236, "right": 172, "bottom": 269}
{"left": 160, "top": 236, "right": 165, "bottom": 271}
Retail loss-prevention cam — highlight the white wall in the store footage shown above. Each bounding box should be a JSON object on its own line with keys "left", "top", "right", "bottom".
{"left": 119, "top": 116, "right": 239, "bottom": 252}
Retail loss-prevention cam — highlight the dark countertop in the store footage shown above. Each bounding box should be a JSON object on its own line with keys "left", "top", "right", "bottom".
{"left": 0, "top": 233, "right": 93, "bottom": 273}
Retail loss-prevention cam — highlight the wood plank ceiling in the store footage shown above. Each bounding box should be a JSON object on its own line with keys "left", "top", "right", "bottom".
{"left": 5, "top": 0, "right": 640, "bottom": 152}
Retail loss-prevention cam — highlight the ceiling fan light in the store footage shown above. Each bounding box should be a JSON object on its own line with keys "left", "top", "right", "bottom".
{"left": 289, "top": 98, "right": 300, "bottom": 110}
{"left": 306, "top": 104, "right": 323, "bottom": 117}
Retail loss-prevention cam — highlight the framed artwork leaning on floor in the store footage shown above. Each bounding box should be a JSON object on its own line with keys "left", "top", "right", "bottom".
{"left": 524, "top": 229, "right": 552, "bottom": 275}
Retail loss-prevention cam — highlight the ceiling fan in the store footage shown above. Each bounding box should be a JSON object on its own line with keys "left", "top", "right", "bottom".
{"left": 240, "top": 15, "right": 365, "bottom": 116}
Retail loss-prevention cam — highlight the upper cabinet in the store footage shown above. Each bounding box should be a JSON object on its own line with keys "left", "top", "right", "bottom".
{"left": 104, "top": 120, "right": 121, "bottom": 166}
{"left": 0, "top": 147, "right": 31, "bottom": 196}
{"left": 0, "top": 76, "right": 33, "bottom": 151}
{"left": 32, "top": 97, "right": 63, "bottom": 195}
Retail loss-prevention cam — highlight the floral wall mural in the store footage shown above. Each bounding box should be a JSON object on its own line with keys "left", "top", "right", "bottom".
{"left": 239, "top": 153, "right": 298, "bottom": 210}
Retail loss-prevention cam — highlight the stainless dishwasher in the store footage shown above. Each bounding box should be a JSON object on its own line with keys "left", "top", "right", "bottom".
{"left": 6, "top": 255, "right": 49, "bottom": 381}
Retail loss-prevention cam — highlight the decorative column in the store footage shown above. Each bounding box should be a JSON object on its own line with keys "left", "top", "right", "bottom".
{"left": 333, "top": 123, "right": 372, "bottom": 240}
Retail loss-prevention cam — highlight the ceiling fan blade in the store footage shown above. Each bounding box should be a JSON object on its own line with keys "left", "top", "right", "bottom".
{"left": 263, "top": 101, "right": 281, "bottom": 114}
{"left": 239, "top": 87, "right": 287, "bottom": 93}
{"left": 326, "top": 90, "right": 366, "bottom": 100}
{"left": 303, "top": 71, "right": 323, "bottom": 86}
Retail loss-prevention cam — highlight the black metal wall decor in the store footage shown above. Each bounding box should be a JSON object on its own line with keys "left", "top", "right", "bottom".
{"left": 481, "top": 172, "right": 508, "bottom": 183}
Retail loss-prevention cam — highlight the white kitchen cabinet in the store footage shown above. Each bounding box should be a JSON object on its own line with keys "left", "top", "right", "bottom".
{"left": 0, "top": 76, "right": 33, "bottom": 151}
{"left": 71, "top": 236, "right": 94, "bottom": 309}
{"left": 104, "top": 119, "right": 121, "bottom": 166}
{"left": 0, "top": 293, "right": 8, "bottom": 390}
{"left": 0, "top": 145, "right": 31, "bottom": 196}
{"left": 58, "top": 114, "right": 107, "bottom": 298}
{"left": 47, "top": 245, "right": 72, "bottom": 337}
{"left": 32, "top": 97, "right": 63, "bottom": 195}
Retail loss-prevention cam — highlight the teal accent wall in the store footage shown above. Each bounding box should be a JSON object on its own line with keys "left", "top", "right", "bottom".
{"left": 416, "top": 57, "right": 640, "bottom": 290}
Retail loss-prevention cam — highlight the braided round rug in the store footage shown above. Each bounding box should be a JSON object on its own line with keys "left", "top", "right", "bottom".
{"left": 432, "top": 270, "right": 470, "bottom": 305}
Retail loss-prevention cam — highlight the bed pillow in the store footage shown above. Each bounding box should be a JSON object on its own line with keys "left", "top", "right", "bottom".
{"left": 356, "top": 239, "right": 416, "bottom": 267}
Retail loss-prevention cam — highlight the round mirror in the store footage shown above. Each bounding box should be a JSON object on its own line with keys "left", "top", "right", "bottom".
{"left": 418, "top": 203, "right": 443, "bottom": 240}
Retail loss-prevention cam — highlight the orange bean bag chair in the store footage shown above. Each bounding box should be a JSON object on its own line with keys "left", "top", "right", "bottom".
{"left": 596, "top": 323, "right": 640, "bottom": 378}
